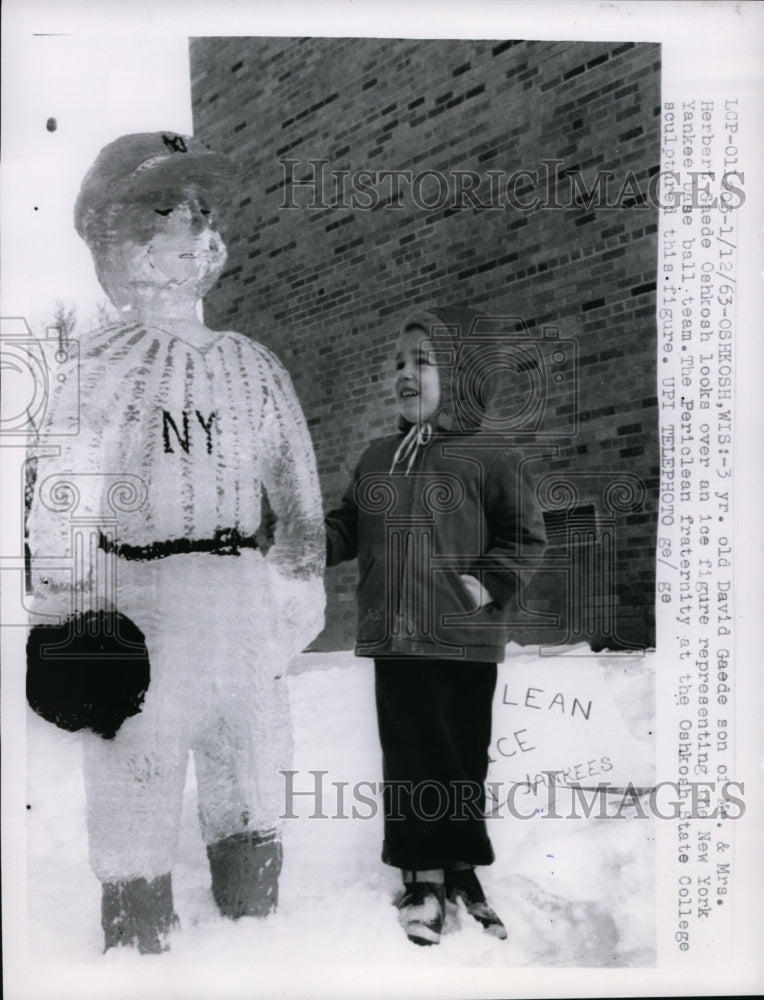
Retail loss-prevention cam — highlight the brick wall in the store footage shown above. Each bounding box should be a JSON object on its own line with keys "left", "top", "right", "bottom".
{"left": 190, "top": 37, "right": 661, "bottom": 651}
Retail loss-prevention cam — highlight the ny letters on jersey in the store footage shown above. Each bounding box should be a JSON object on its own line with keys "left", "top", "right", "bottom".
{"left": 162, "top": 410, "right": 218, "bottom": 455}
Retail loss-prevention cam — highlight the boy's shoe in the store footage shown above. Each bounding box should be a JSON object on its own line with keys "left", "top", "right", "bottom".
{"left": 397, "top": 881, "right": 446, "bottom": 946}
{"left": 445, "top": 868, "right": 508, "bottom": 940}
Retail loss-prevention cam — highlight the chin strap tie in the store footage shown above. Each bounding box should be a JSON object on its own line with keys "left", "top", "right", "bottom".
{"left": 390, "top": 422, "right": 432, "bottom": 475}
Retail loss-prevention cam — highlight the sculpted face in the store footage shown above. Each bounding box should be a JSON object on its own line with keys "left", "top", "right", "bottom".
{"left": 146, "top": 192, "right": 226, "bottom": 286}
{"left": 92, "top": 184, "right": 228, "bottom": 312}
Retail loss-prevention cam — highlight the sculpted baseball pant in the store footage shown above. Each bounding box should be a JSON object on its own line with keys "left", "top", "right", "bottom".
{"left": 82, "top": 551, "right": 292, "bottom": 882}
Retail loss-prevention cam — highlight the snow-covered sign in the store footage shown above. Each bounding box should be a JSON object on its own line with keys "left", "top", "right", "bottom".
{"left": 488, "top": 645, "right": 654, "bottom": 813}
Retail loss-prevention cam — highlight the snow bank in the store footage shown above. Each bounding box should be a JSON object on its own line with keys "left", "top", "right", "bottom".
{"left": 25, "top": 646, "right": 655, "bottom": 976}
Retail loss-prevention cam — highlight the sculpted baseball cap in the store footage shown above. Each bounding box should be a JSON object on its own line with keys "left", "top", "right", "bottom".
{"left": 74, "top": 131, "right": 234, "bottom": 240}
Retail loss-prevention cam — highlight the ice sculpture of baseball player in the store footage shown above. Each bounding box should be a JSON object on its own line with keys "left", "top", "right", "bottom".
{"left": 26, "top": 132, "right": 325, "bottom": 953}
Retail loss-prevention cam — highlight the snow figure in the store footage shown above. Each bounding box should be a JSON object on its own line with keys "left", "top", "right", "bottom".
{"left": 26, "top": 132, "right": 325, "bottom": 953}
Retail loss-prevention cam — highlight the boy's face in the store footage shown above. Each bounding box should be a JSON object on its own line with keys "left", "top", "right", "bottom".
{"left": 394, "top": 327, "right": 441, "bottom": 425}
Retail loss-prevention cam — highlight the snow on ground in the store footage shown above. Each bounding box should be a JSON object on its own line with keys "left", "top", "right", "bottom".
{"left": 25, "top": 647, "right": 655, "bottom": 975}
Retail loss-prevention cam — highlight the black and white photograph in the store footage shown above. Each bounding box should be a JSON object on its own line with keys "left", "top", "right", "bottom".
{"left": 1, "top": 2, "right": 762, "bottom": 998}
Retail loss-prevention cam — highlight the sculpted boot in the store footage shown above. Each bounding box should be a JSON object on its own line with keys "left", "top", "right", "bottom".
{"left": 206, "top": 830, "right": 283, "bottom": 919}
{"left": 101, "top": 872, "right": 178, "bottom": 954}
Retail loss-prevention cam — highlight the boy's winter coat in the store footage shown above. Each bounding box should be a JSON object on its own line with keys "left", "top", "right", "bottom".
{"left": 326, "top": 307, "right": 548, "bottom": 662}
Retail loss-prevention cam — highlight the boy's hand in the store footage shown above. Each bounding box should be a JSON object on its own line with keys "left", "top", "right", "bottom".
{"left": 459, "top": 574, "right": 495, "bottom": 609}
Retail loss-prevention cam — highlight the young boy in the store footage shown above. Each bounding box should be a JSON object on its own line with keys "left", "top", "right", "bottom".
{"left": 26, "top": 132, "right": 325, "bottom": 953}
{"left": 325, "top": 307, "right": 547, "bottom": 946}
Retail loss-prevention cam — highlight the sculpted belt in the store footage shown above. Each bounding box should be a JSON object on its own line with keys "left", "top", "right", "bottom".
{"left": 98, "top": 527, "right": 260, "bottom": 561}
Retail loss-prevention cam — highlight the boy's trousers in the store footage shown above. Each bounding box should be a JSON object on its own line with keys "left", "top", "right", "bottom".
{"left": 374, "top": 657, "right": 497, "bottom": 871}
{"left": 83, "top": 551, "right": 292, "bottom": 882}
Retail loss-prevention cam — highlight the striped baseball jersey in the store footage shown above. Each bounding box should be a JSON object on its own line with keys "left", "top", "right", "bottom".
{"left": 27, "top": 322, "right": 325, "bottom": 613}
